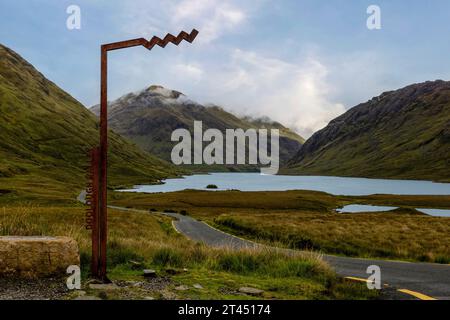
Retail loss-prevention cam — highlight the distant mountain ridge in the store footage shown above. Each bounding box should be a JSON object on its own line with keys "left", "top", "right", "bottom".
{"left": 0, "top": 44, "right": 181, "bottom": 201}
{"left": 90, "top": 85, "right": 304, "bottom": 171}
{"left": 285, "top": 80, "right": 450, "bottom": 182}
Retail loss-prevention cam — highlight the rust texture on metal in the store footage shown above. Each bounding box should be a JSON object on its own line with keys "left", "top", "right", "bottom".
{"left": 90, "top": 29, "right": 198, "bottom": 281}
{"left": 98, "top": 45, "right": 108, "bottom": 281}
{"left": 86, "top": 147, "right": 100, "bottom": 275}
{"left": 102, "top": 29, "right": 199, "bottom": 52}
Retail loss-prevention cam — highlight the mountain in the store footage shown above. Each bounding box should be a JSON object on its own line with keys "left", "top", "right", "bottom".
{"left": 285, "top": 80, "right": 450, "bottom": 182}
{"left": 90, "top": 86, "right": 304, "bottom": 171}
{"left": 0, "top": 44, "right": 181, "bottom": 202}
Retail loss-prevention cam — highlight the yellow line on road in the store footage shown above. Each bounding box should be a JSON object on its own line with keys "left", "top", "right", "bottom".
{"left": 345, "top": 276, "right": 388, "bottom": 286}
{"left": 345, "top": 277, "right": 438, "bottom": 300}
{"left": 397, "top": 289, "right": 437, "bottom": 300}
{"left": 345, "top": 276, "right": 372, "bottom": 283}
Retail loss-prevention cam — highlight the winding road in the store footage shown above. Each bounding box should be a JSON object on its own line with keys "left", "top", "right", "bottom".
{"left": 164, "top": 212, "right": 450, "bottom": 300}
{"left": 77, "top": 192, "right": 450, "bottom": 300}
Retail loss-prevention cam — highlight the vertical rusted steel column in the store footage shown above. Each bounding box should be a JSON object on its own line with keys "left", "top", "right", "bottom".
{"left": 90, "top": 147, "right": 100, "bottom": 276}
{"left": 85, "top": 147, "right": 100, "bottom": 277}
{"left": 99, "top": 46, "right": 108, "bottom": 281}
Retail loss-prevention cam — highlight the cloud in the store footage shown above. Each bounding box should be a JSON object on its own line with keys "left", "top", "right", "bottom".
{"left": 120, "top": 0, "right": 247, "bottom": 44}
{"left": 170, "top": 63, "right": 204, "bottom": 82}
{"left": 109, "top": 1, "right": 349, "bottom": 138}
{"left": 327, "top": 51, "right": 399, "bottom": 108}
{"left": 262, "top": 58, "right": 346, "bottom": 137}
{"left": 187, "top": 49, "right": 346, "bottom": 138}
{"left": 107, "top": 44, "right": 346, "bottom": 138}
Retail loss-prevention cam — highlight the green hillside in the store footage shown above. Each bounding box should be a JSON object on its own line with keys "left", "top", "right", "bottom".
{"left": 0, "top": 44, "right": 181, "bottom": 204}
{"left": 90, "top": 86, "right": 304, "bottom": 172}
{"left": 285, "top": 81, "right": 450, "bottom": 182}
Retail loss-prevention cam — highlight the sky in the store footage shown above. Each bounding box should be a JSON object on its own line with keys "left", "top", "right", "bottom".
{"left": 1, "top": 0, "right": 449, "bottom": 138}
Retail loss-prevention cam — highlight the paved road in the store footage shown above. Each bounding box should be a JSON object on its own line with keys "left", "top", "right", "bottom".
{"left": 77, "top": 192, "right": 450, "bottom": 299}
{"left": 165, "top": 212, "right": 258, "bottom": 250}
{"left": 164, "top": 212, "right": 450, "bottom": 300}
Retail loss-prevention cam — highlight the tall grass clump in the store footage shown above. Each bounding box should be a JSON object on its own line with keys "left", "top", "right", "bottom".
{"left": 107, "top": 239, "right": 145, "bottom": 267}
{"left": 151, "top": 247, "right": 184, "bottom": 268}
{"left": 208, "top": 247, "right": 331, "bottom": 279}
{"left": 0, "top": 206, "right": 45, "bottom": 236}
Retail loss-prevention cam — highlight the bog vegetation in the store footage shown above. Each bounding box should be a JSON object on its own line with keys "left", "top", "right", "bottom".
{"left": 0, "top": 206, "right": 376, "bottom": 300}
{"left": 111, "top": 190, "right": 450, "bottom": 264}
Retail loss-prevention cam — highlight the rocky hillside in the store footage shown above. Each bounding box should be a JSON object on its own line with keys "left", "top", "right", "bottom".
{"left": 0, "top": 44, "right": 181, "bottom": 202}
{"left": 285, "top": 80, "right": 450, "bottom": 182}
{"left": 90, "top": 86, "right": 304, "bottom": 171}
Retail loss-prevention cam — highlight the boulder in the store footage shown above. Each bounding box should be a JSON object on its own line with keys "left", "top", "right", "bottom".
{"left": 238, "top": 287, "right": 264, "bottom": 296}
{"left": 143, "top": 269, "right": 157, "bottom": 278}
{"left": 128, "top": 260, "right": 142, "bottom": 270}
{"left": 175, "top": 285, "right": 189, "bottom": 291}
{"left": 0, "top": 236, "right": 80, "bottom": 278}
{"left": 88, "top": 283, "right": 120, "bottom": 290}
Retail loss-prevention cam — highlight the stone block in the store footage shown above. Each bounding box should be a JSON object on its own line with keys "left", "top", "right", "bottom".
{"left": 0, "top": 236, "right": 80, "bottom": 278}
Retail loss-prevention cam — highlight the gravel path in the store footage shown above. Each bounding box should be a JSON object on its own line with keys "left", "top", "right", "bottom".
{"left": 0, "top": 277, "right": 69, "bottom": 300}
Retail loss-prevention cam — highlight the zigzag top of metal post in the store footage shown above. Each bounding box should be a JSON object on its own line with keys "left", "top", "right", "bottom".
{"left": 102, "top": 29, "right": 199, "bottom": 51}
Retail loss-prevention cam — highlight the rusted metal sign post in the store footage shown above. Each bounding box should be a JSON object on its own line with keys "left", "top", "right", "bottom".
{"left": 87, "top": 29, "right": 198, "bottom": 281}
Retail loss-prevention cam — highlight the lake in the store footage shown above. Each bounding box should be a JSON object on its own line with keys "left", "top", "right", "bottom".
{"left": 337, "top": 205, "right": 450, "bottom": 217}
{"left": 337, "top": 205, "right": 398, "bottom": 213}
{"left": 119, "top": 172, "right": 450, "bottom": 196}
{"left": 416, "top": 209, "right": 450, "bottom": 218}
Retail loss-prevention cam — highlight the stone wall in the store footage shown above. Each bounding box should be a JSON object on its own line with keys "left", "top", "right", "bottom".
{"left": 0, "top": 236, "right": 80, "bottom": 278}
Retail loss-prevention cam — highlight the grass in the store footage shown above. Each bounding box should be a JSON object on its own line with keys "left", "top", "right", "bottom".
{"left": 110, "top": 190, "right": 450, "bottom": 264}
{"left": 0, "top": 205, "right": 377, "bottom": 300}
{"left": 214, "top": 212, "right": 450, "bottom": 263}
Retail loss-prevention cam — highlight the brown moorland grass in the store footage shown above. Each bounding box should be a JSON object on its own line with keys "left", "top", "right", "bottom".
{"left": 0, "top": 205, "right": 376, "bottom": 300}
{"left": 214, "top": 211, "right": 450, "bottom": 263}
{"left": 110, "top": 190, "right": 450, "bottom": 263}
{"left": 110, "top": 190, "right": 341, "bottom": 217}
